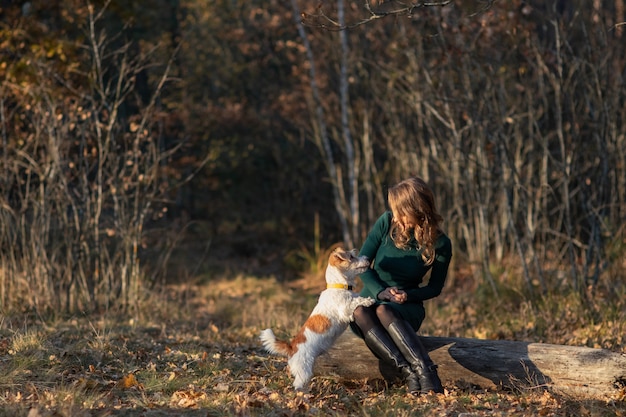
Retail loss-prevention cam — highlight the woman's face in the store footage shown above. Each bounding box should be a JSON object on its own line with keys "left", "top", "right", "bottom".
{"left": 391, "top": 206, "right": 415, "bottom": 230}
{"left": 399, "top": 215, "right": 414, "bottom": 230}
{"left": 393, "top": 206, "right": 426, "bottom": 231}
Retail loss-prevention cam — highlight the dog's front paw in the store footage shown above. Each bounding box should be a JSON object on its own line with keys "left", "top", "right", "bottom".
{"left": 361, "top": 297, "right": 376, "bottom": 307}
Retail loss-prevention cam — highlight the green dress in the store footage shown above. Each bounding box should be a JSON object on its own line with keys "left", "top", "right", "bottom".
{"left": 351, "top": 211, "right": 452, "bottom": 335}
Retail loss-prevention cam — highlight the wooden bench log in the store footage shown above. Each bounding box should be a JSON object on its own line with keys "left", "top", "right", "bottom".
{"left": 314, "top": 331, "right": 626, "bottom": 401}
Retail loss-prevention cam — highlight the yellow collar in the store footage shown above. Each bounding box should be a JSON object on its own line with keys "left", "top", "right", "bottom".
{"left": 327, "top": 283, "right": 353, "bottom": 290}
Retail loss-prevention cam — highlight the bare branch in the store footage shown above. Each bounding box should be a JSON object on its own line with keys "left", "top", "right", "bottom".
{"left": 299, "top": 0, "right": 495, "bottom": 30}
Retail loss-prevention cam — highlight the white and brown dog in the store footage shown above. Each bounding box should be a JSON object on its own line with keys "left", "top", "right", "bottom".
{"left": 260, "top": 247, "right": 375, "bottom": 390}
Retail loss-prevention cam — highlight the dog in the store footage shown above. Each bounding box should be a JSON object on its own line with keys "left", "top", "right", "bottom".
{"left": 259, "top": 247, "right": 375, "bottom": 390}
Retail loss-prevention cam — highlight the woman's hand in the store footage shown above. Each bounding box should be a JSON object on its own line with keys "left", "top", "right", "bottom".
{"left": 377, "top": 287, "right": 408, "bottom": 304}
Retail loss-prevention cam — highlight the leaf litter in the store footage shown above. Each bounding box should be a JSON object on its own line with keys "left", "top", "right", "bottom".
{"left": 0, "top": 277, "right": 624, "bottom": 416}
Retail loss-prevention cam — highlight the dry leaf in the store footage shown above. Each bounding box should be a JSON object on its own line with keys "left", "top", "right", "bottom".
{"left": 118, "top": 373, "right": 142, "bottom": 390}
{"left": 170, "top": 388, "right": 207, "bottom": 408}
{"left": 214, "top": 382, "right": 229, "bottom": 392}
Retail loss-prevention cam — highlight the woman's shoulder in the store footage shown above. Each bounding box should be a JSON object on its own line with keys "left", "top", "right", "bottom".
{"left": 369, "top": 211, "right": 392, "bottom": 237}
{"left": 371, "top": 211, "right": 392, "bottom": 228}
{"left": 435, "top": 231, "right": 452, "bottom": 250}
{"left": 434, "top": 232, "right": 452, "bottom": 262}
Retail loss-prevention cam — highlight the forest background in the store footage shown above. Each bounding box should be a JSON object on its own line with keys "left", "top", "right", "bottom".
{"left": 1, "top": 0, "right": 625, "bottom": 415}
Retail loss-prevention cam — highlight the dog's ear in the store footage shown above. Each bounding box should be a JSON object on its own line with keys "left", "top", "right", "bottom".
{"left": 335, "top": 248, "right": 359, "bottom": 260}
{"left": 329, "top": 248, "right": 350, "bottom": 266}
{"left": 330, "top": 247, "right": 344, "bottom": 256}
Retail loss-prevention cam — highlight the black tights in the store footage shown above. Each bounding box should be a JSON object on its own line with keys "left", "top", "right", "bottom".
{"left": 353, "top": 304, "right": 402, "bottom": 334}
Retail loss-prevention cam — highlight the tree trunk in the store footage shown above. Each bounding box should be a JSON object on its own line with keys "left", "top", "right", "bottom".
{"left": 314, "top": 331, "right": 626, "bottom": 401}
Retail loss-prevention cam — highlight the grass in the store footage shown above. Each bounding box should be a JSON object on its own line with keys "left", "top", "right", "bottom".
{"left": 1, "top": 269, "right": 625, "bottom": 416}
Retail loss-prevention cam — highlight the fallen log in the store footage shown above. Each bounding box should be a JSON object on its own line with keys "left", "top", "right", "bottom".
{"left": 314, "top": 331, "right": 626, "bottom": 401}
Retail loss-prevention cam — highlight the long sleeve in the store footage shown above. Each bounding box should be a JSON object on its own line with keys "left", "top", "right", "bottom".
{"left": 405, "top": 235, "right": 452, "bottom": 302}
{"left": 358, "top": 213, "right": 391, "bottom": 299}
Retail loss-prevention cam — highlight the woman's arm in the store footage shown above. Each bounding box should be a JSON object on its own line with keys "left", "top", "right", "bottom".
{"left": 359, "top": 269, "right": 387, "bottom": 300}
{"left": 358, "top": 212, "right": 392, "bottom": 299}
{"left": 406, "top": 235, "right": 452, "bottom": 302}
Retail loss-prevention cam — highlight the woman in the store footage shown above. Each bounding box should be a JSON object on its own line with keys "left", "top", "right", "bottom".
{"left": 351, "top": 176, "right": 452, "bottom": 395}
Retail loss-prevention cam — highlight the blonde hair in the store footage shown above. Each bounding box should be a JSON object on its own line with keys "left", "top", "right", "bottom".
{"left": 388, "top": 177, "right": 443, "bottom": 265}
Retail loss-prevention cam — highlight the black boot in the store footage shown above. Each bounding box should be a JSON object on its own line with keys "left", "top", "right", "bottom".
{"left": 363, "top": 326, "right": 421, "bottom": 395}
{"left": 387, "top": 320, "right": 444, "bottom": 394}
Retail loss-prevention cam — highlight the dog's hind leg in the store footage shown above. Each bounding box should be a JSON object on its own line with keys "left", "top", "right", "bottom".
{"left": 288, "top": 353, "right": 314, "bottom": 390}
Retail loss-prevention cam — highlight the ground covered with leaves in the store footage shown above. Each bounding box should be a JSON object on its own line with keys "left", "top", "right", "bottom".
{"left": 1, "top": 275, "right": 625, "bottom": 416}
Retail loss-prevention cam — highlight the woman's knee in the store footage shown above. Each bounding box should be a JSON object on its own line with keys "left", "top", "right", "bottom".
{"left": 352, "top": 305, "right": 375, "bottom": 325}
{"left": 375, "top": 304, "right": 400, "bottom": 326}
{"left": 374, "top": 304, "right": 395, "bottom": 316}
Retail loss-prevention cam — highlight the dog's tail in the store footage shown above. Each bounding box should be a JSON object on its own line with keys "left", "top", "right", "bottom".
{"left": 259, "top": 329, "right": 293, "bottom": 357}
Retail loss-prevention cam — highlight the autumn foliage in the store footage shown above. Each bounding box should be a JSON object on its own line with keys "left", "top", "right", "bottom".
{"left": 0, "top": 0, "right": 625, "bottom": 390}
{"left": 4, "top": 3, "right": 626, "bottom": 415}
